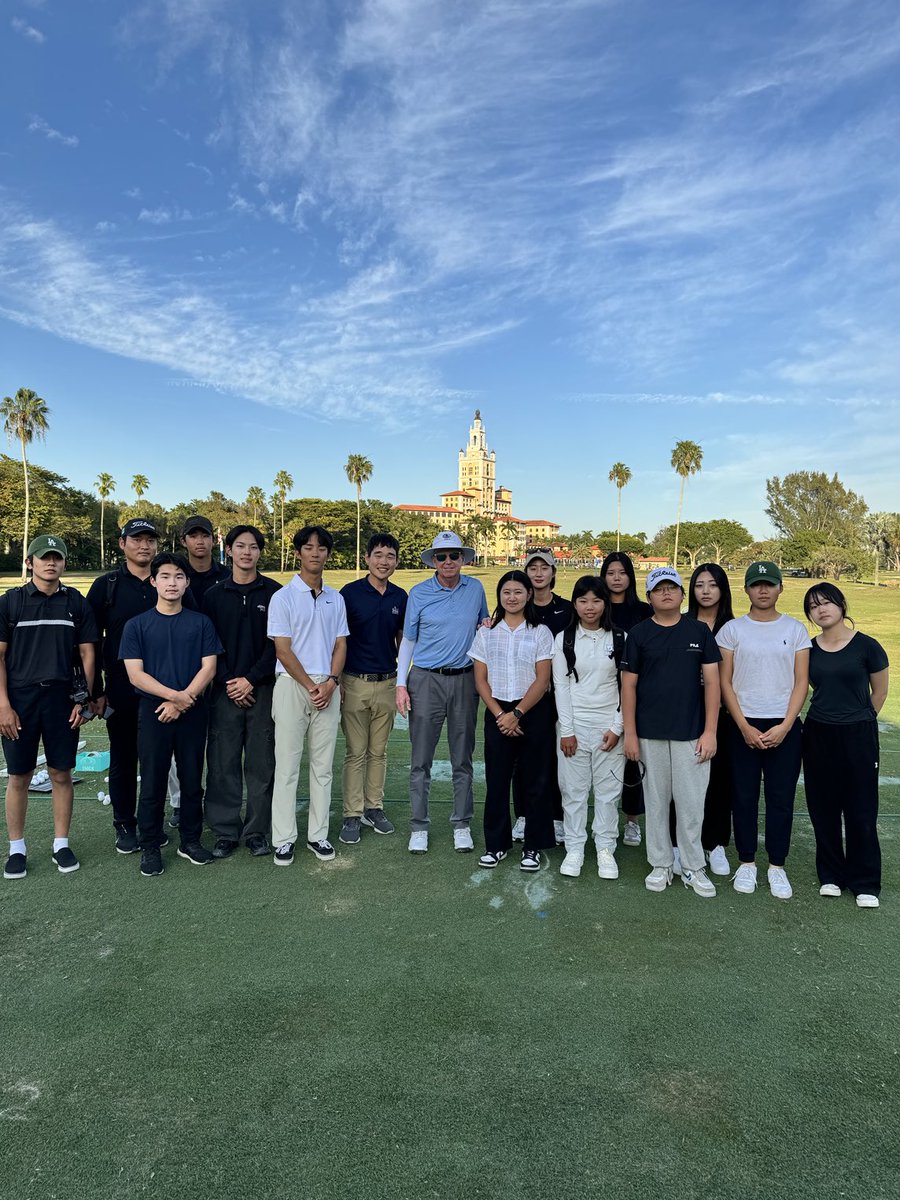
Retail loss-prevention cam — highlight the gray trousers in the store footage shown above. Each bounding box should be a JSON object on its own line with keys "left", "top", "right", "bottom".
{"left": 407, "top": 666, "right": 478, "bottom": 830}
{"left": 205, "top": 681, "right": 276, "bottom": 840}
{"left": 640, "top": 738, "right": 710, "bottom": 872}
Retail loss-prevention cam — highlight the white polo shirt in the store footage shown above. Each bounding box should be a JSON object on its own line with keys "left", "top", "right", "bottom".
{"left": 267, "top": 575, "right": 349, "bottom": 676}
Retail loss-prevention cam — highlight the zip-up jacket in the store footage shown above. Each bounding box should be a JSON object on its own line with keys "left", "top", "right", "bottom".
{"left": 202, "top": 573, "right": 282, "bottom": 687}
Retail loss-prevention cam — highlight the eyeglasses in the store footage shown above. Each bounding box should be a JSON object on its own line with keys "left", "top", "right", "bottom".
{"left": 434, "top": 551, "right": 462, "bottom": 562}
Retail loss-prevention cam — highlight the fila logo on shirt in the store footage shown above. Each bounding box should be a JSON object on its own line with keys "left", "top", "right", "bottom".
{"left": 688, "top": 642, "right": 700, "bottom": 650}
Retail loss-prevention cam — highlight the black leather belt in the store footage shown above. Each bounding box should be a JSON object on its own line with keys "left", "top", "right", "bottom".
{"left": 424, "top": 665, "right": 473, "bottom": 676}
{"left": 343, "top": 670, "right": 397, "bottom": 682}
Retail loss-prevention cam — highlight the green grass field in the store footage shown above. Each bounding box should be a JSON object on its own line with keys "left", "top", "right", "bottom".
{"left": 1, "top": 568, "right": 898, "bottom": 1199}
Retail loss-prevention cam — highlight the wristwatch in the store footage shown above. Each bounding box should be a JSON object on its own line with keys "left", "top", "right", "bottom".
{"left": 328, "top": 675, "right": 340, "bottom": 684}
{"left": 512, "top": 707, "right": 524, "bottom": 722}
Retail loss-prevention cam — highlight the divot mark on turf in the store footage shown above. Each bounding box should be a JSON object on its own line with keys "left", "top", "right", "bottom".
{"left": 0, "top": 1082, "right": 41, "bottom": 1122}
{"left": 467, "top": 870, "right": 491, "bottom": 888}
{"left": 324, "top": 855, "right": 356, "bottom": 871}
{"left": 489, "top": 896, "right": 504, "bottom": 909}
{"left": 98, "top": 946, "right": 113, "bottom": 959}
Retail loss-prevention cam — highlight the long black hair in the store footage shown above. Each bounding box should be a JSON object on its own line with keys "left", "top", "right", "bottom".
{"left": 600, "top": 552, "right": 641, "bottom": 607}
{"left": 687, "top": 563, "right": 735, "bottom": 634}
{"left": 561, "top": 575, "right": 613, "bottom": 680}
{"left": 490, "top": 570, "right": 538, "bottom": 628}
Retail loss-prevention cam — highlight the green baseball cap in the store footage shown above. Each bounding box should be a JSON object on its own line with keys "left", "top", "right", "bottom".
{"left": 745, "top": 560, "right": 782, "bottom": 586}
{"left": 27, "top": 534, "right": 68, "bottom": 559}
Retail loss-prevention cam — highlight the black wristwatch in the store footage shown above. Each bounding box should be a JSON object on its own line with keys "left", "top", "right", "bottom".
{"left": 512, "top": 707, "right": 524, "bottom": 722}
{"left": 328, "top": 675, "right": 340, "bottom": 684}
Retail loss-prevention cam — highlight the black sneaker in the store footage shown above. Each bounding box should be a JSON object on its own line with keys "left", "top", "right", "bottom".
{"left": 274, "top": 842, "right": 295, "bottom": 866}
{"left": 168, "top": 810, "right": 180, "bottom": 829}
{"left": 307, "top": 839, "right": 336, "bottom": 861}
{"left": 115, "top": 826, "right": 139, "bottom": 855}
{"left": 361, "top": 808, "right": 395, "bottom": 835}
{"left": 212, "top": 838, "right": 239, "bottom": 859}
{"left": 140, "top": 848, "right": 164, "bottom": 877}
{"left": 177, "top": 842, "right": 215, "bottom": 866}
{"left": 4, "top": 852, "right": 27, "bottom": 879}
{"left": 138, "top": 834, "right": 170, "bottom": 850}
{"left": 520, "top": 848, "right": 542, "bottom": 873}
{"left": 246, "top": 834, "right": 271, "bottom": 857}
{"left": 52, "top": 846, "right": 80, "bottom": 874}
{"left": 339, "top": 818, "right": 361, "bottom": 845}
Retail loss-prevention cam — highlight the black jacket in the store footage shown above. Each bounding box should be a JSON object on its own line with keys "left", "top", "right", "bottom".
{"left": 202, "top": 573, "right": 282, "bottom": 686}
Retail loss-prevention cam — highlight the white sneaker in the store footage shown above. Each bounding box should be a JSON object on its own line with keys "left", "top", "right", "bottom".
{"left": 623, "top": 820, "right": 641, "bottom": 847}
{"left": 559, "top": 851, "right": 583, "bottom": 878}
{"left": 554, "top": 820, "right": 565, "bottom": 846}
{"left": 645, "top": 866, "right": 673, "bottom": 891}
{"left": 682, "top": 867, "right": 717, "bottom": 898}
{"left": 767, "top": 866, "right": 793, "bottom": 900}
{"left": 856, "top": 893, "right": 880, "bottom": 909}
{"left": 408, "top": 831, "right": 429, "bottom": 854}
{"left": 511, "top": 816, "right": 526, "bottom": 842}
{"left": 453, "top": 826, "right": 474, "bottom": 853}
{"left": 733, "top": 863, "right": 757, "bottom": 893}
{"left": 596, "top": 848, "right": 619, "bottom": 879}
{"left": 671, "top": 847, "right": 682, "bottom": 876}
{"left": 819, "top": 883, "right": 841, "bottom": 898}
{"left": 707, "top": 845, "right": 730, "bottom": 876}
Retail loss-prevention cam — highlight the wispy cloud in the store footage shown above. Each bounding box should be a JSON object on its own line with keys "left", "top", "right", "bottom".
{"left": 27, "top": 115, "right": 78, "bottom": 148}
{"left": 137, "top": 205, "right": 194, "bottom": 224}
{"left": 11, "top": 16, "right": 45, "bottom": 43}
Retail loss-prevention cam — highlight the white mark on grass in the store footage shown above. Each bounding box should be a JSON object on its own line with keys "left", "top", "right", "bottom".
{"left": 323, "top": 855, "right": 355, "bottom": 871}
{"left": 489, "top": 895, "right": 504, "bottom": 909}
{"left": 98, "top": 946, "right": 113, "bottom": 959}
{"left": 0, "top": 1082, "right": 41, "bottom": 1121}
{"left": 523, "top": 873, "right": 555, "bottom": 913}
{"left": 413, "top": 760, "right": 486, "bottom": 783}
{"left": 466, "top": 869, "right": 491, "bottom": 888}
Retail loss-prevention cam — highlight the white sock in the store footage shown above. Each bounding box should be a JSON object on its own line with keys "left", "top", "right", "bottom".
{"left": 53, "top": 837, "right": 69, "bottom": 852}
{"left": 10, "top": 839, "right": 26, "bottom": 856}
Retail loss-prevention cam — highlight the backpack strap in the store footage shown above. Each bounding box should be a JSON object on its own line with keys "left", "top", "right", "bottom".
{"left": 612, "top": 627, "right": 626, "bottom": 709}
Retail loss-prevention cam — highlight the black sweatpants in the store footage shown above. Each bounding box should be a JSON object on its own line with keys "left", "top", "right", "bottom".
{"left": 512, "top": 690, "right": 563, "bottom": 822}
{"left": 484, "top": 694, "right": 556, "bottom": 853}
{"left": 205, "top": 682, "right": 275, "bottom": 841}
{"left": 803, "top": 717, "right": 881, "bottom": 896}
{"left": 106, "top": 699, "right": 140, "bottom": 830}
{"left": 137, "top": 697, "right": 207, "bottom": 849}
{"left": 729, "top": 717, "right": 802, "bottom": 866}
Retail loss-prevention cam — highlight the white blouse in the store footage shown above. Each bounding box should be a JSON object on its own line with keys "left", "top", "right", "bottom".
{"left": 468, "top": 620, "right": 554, "bottom": 702}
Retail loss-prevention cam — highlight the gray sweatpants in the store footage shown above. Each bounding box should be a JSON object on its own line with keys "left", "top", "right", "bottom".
{"left": 640, "top": 738, "right": 710, "bottom": 872}
{"left": 407, "top": 666, "right": 478, "bottom": 830}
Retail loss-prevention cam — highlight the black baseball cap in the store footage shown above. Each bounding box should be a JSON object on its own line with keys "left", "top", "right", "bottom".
{"left": 121, "top": 518, "right": 159, "bottom": 539}
{"left": 181, "top": 514, "right": 214, "bottom": 536}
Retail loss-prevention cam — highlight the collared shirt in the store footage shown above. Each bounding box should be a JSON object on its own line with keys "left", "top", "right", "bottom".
{"left": 202, "top": 573, "right": 282, "bottom": 686}
{"left": 340, "top": 577, "right": 407, "bottom": 674}
{"left": 403, "top": 573, "right": 489, "bottom": 671}
{"left": 467, "top": 620, "right": 553, "bottom": 702}
{"left": 552, "top": 626, "right": 624, "bottom": 737}
{"left": 0, "top": 582, "right": 97, "bottom": 687}
{"left": 267, "top": 574, "right": 349, "bottom": 676}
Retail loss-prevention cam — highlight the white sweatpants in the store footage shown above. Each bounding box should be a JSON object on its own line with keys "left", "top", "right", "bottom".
{"left": 557, "top": 724, "right": 625, "bottom": 854}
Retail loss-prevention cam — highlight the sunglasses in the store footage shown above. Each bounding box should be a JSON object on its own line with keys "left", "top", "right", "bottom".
{"left": 434, "top": 551, "right": 462, "bottom": 562}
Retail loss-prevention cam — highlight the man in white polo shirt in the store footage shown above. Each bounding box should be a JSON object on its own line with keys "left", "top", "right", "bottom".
{"left": 267, "top": 525, "right": 349, "bottom": 865}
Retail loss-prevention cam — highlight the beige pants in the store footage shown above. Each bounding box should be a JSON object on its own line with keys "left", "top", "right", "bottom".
{"left": 340, "top": 674, "right": 396, "bottom": 817}
{"left": 271, "top": 674, "right": 341, "bottom": 846}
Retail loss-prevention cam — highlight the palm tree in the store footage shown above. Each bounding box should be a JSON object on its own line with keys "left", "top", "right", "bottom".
{"left": 608, "top": 463, "right": 632, "bottom": 552}
{"left": 344, "top": 454, "right": 374, "bottom": 576}
{"left": 132, "top": 474, "right": 150, "bottom": 513}
{"left": 501, "top": 518, "right": 521, "bottom": 562}
{"left": 273, "top": 470, "right": 294, "bottom": 571}
{"left": 670, "top": 440, "right": 703, "bottom": 567}
{"left": 95, "top": 472, "right": 116, "bottom": 569}
{"left": 1, "top": 387, "right": 50, "bottom": 581}
{"left": 467, "top": 514, "right": 495, "bottom": 566}
{"left": 245, "top": 485, "right": 266, "bottom": 527}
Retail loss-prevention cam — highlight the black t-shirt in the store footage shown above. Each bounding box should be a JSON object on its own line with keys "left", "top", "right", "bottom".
{"left": 808, "top": 633, "right": 889, "bottom": 724}
{"left": 340, "top": 577, "right": 408, "bottom": 674}
{"left": 609, "top": 599, "right": 652, "bottom": 633}
{"left": 119, "top": 608, "right": 222, "bottom": 696}
{"left": 187, "top": 561, "right": 230, "bottom": 608}
{"left": 621, "top": 615, "right": 720, "bottom": 740}
{"left": 0, "top": 583, "right": 97, "bottom": 687}
{"left": 532, "top": 594, "right": 573, "bottom": 638}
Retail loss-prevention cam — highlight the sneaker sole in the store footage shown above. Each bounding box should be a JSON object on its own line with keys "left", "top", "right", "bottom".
{"left": 273, "top": 856, "right": 294, "bottom": 866}
{"left": 140, "top": 867, "right": 164, "bottom": 877}
{"left": 176, "top": 849, "right": 214, "bottom": 866}
{"left": 3, "top": 869, "right": 27, "bottom": 879}
{"left": 645, "top": 877, "right": 671, "bottom": 891}
{"left": 684, "top": 881, "right": 716, "bottom": 898}
{"left": 559, "top": 867, "right": 582, "bottom": 878}
{"left": 360, "top": 815, "right": 395, "bottom": 835}
{"left": 597, "top": 869, "right": 619, "bottom": 880}
{"left": 115, "top": 844, "right": 139, "bottom": 855}
{"left": 52, "top": 858, "right": 80, "bottom": 874}
{"left": 408, "top": 846, "right": 428, "bottom": 854}
{"left": 307, "top": 846, "right": 336, "bottom": 861}
{"left": 338, "top": 836, "right": 361, "bottom": 845}
{"left": 455, "top": 845, "right": 474, "bottom": 853}
{"left": 478, "top": 856, "right": 506, "bottom": 869}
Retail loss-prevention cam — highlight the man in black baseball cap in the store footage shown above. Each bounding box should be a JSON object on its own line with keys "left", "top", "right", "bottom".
{"left": 180, "top": 514, "right": 229, "bottom": 608}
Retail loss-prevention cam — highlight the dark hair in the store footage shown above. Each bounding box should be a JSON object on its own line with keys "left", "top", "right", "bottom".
{"left": 687, "top": 563, "right": 735, "bottom": 634}
{"left": 490, "top": 570, "right": 538, "bottom": 628}
{"left": 225, "top": 524, "right": 265, "bottom": 550}
{"left": 600, "top": 552, "right": 640, "bottom": 607}
{"left": 367, "top": 532, "right": 399, "bottom": 556}
{"left": 150, "top": 552, "right": 190, "bottom": 578}
{"left": 803, "top": 581, "right": 852, "bottom": 625}
{"left": 561, "top": 576, "right": 613, "bottom": 680}
{"left": 293, "top": 525, "right": 333, "bottom": 553}
{"left": 525, "top": 554, "right": 556, "bottom": 586}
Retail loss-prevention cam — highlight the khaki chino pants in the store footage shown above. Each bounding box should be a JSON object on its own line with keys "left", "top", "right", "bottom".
{"left": 271, "top": 674, "right": 341, "bottom": 846}
{"left": 340, "top": 673, "right": 396, "bottom": 817}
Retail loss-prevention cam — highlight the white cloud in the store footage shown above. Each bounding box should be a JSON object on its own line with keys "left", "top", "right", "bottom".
{"left": 137, "top": 205, "right": 193, "bottom": 224}
{"left": 11, "top": 17, "right": 45, "bottom": 43}
{"left": 95, "top": 221, "right": 118, "bottom": 233}
{"left": 27, "top": 115, "right": 78, "bottom": 148}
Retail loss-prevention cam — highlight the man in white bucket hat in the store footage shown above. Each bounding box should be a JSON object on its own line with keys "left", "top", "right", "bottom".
{"left": 396, "top": 531, "right": 488, "bottom": 854}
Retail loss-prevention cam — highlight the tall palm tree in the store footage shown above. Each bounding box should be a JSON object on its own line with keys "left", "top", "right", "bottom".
{"left": 344, "top": 454, "right": 374, "bottom": 576}
{"left": 1, "top": 387, "right": 50, "bottom": 581}
{"left": 132, "top": 474, "right": 150, "bottom": 513}
{"left": 608, "top": 463, "right": 632, "bottom": 552}
{"left": 245, "top": 485, "right": 266, "bottom": 527}
{"left": 670, "top": 440, "right": 703, "bottom": 567}
{"left": 273, "top": 470, "right": 294, "bottom": 571}
{"left": 95, "top": 472, "right": 116, "bottom": 569}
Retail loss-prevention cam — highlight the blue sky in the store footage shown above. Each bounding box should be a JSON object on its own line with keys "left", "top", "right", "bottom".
{"left": 2, "top": 0, "right": 899, "bottom": 539}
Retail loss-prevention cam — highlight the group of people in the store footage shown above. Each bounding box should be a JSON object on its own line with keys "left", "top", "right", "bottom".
{"left": 0, "top": 517, "right": 889, "bottom": 910}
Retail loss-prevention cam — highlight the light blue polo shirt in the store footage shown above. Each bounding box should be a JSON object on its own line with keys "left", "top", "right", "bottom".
{"left": 403, "top": 574, "right": 489, "bottom": 670}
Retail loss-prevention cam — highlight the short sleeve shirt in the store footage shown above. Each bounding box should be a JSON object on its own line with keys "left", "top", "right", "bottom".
{"left": 808, "top": 633, "right": 889, "bottom": 724}
{"left": 609, "top": 600, "right": 653, "bottom": 633}
{"left": 119, "top": 608, "right": 222, "bottom": 695}
{"left": 531, "top": 595, "right": 573, "bottom": 638}
{"left": 0, "top": 583, "right": 97, "bottom": 687}
{"left": 621, "top": 616, "right": 720, "bottom": 741}
{"left": 267, "top": 576, "right": 349, "bottom": 676}
{"left": 403, "top": 574, "right": 490, "bottom": 670}
{"left": 467, "top": 621, "right": 554, "bottom": 702}
{"left": 716, "top": 614, "right": 811, "bottom": 718}
{"left": 340, "top": 578, "right": 408, "bottom": 674}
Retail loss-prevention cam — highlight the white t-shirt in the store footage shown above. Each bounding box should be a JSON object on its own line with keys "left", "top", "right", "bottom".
{"left": 267, "top": 575, "right": 349, "bottom": 676}
{"left": 716, "top": 614, "right": 811, "bottom": 718}
{"left": 467, "top": 620, "right": 553, "bottom": 702}
{"left": 552, "top": 627, "right": 624, "bottom": 737}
